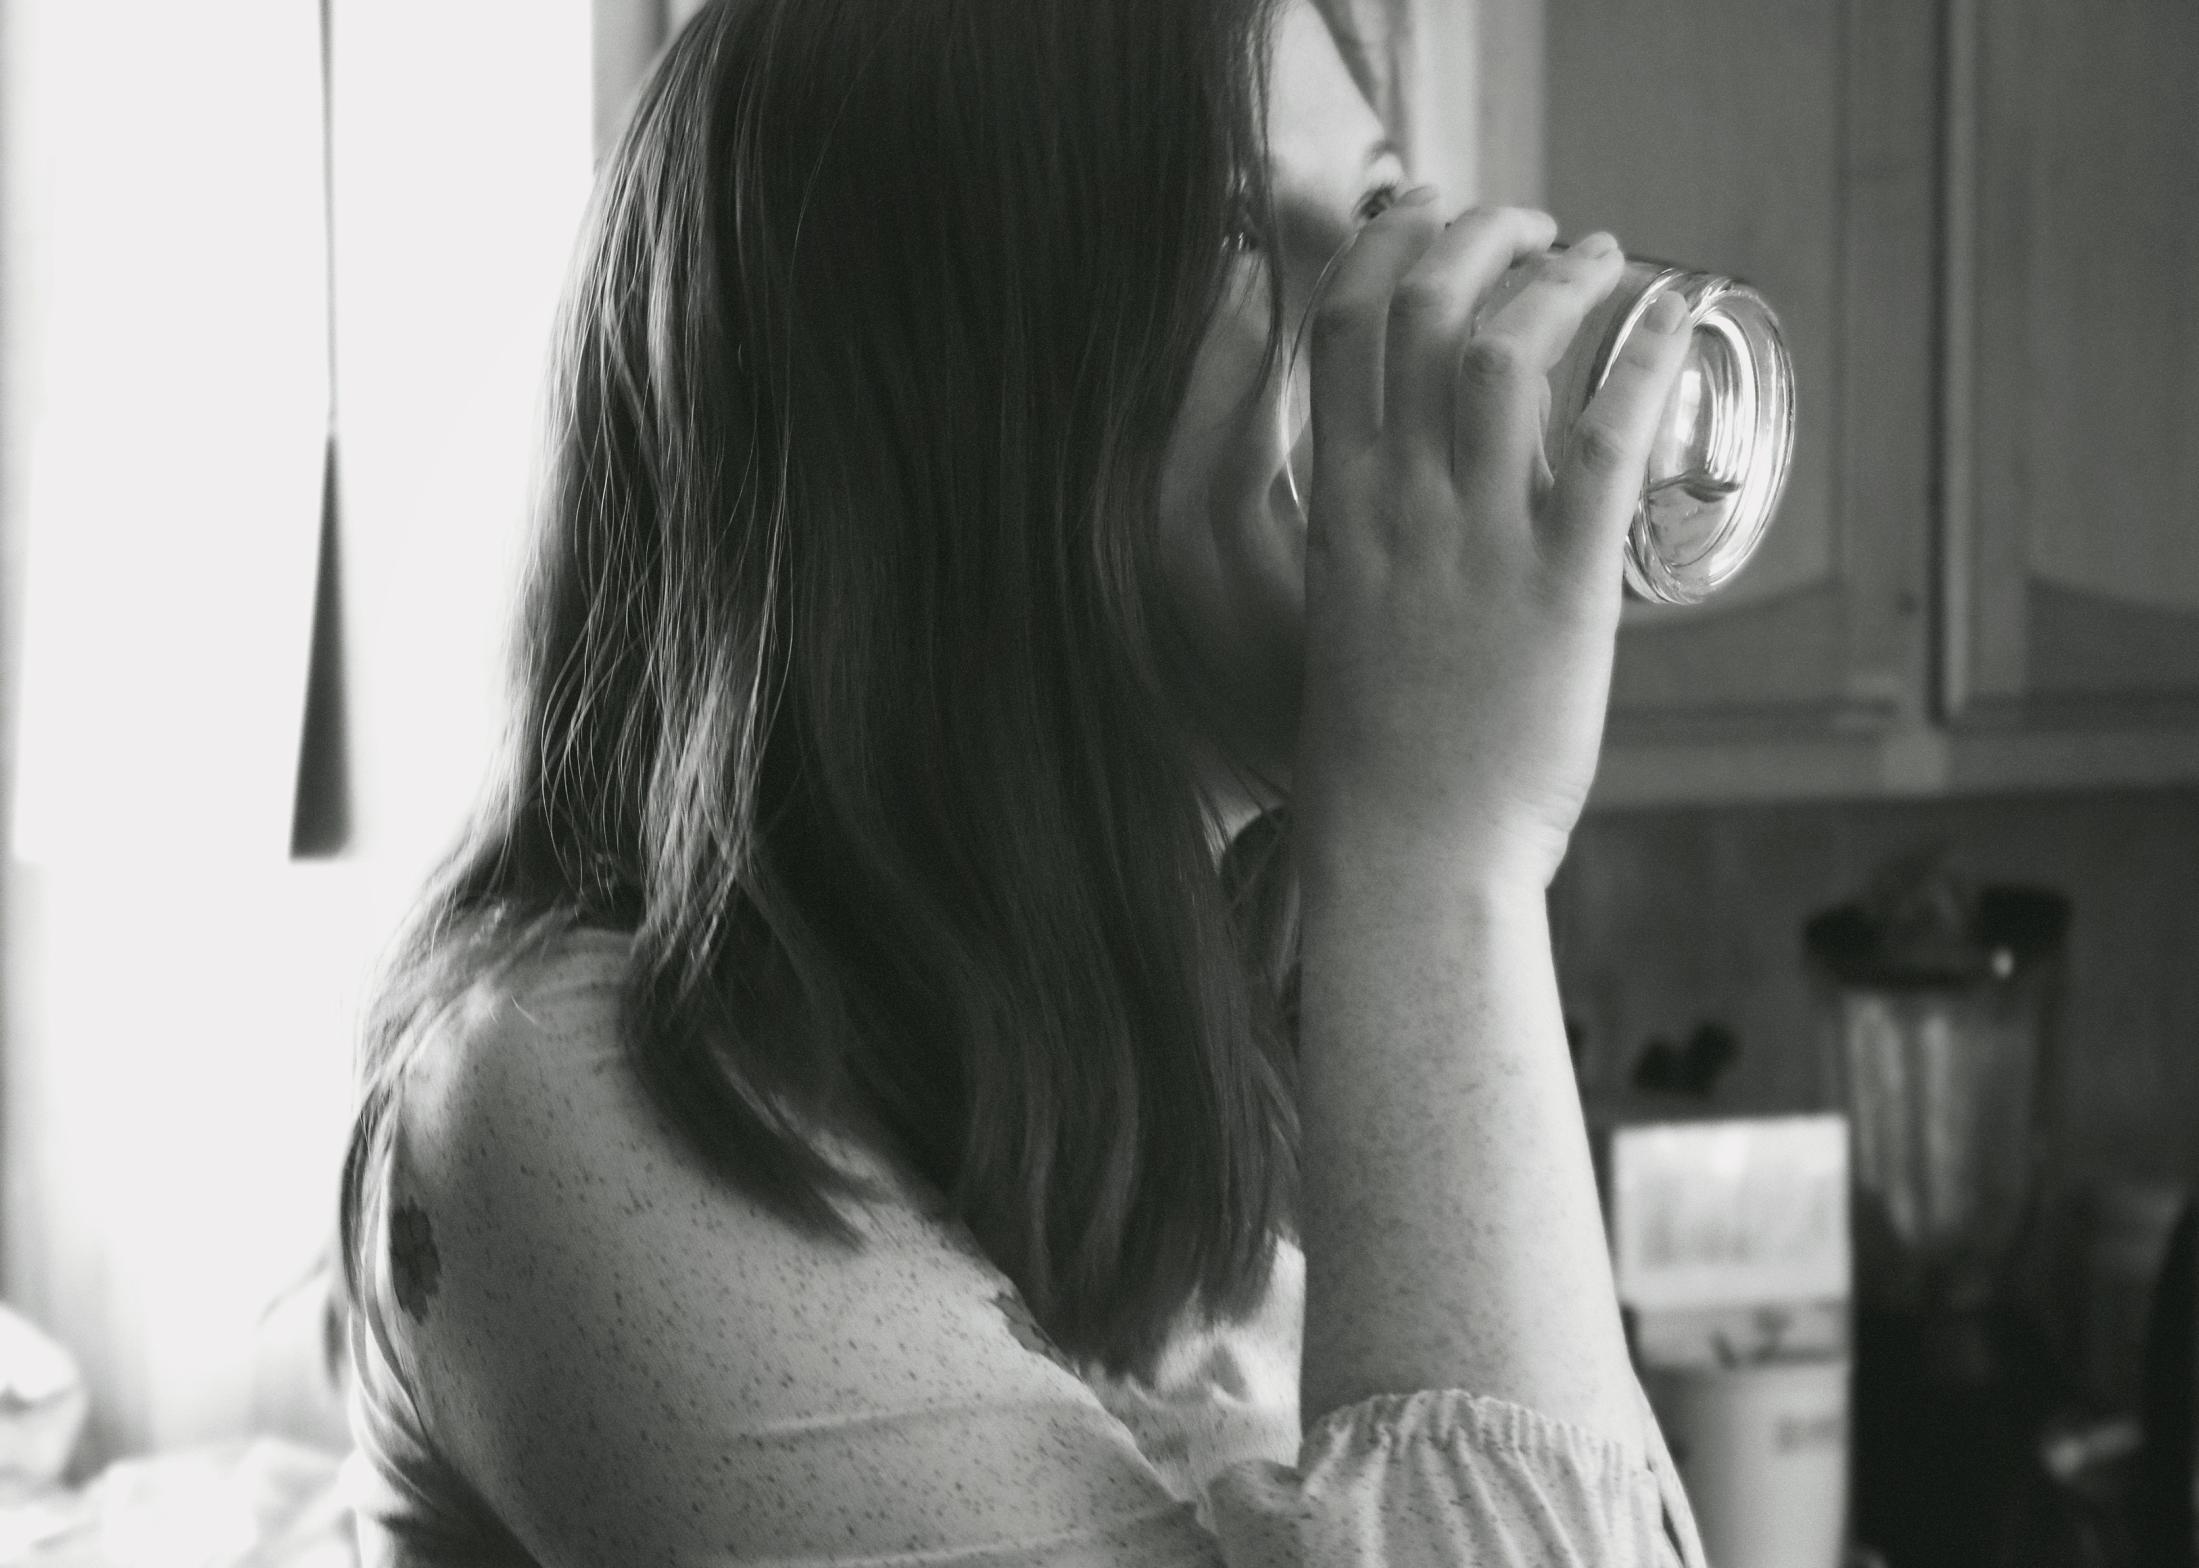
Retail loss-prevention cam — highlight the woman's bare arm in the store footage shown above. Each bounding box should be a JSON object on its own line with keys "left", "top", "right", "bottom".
{"left": 1294, "top": 863, "right": 1635, "bottom": 1442}
{"left": 1286, "top": 198, "right": 1691, "bottom": 1447}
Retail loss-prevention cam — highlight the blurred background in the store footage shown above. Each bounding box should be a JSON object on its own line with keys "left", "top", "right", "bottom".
{"left": 0, "top": 0, "right": 2191, "bottom": 1563}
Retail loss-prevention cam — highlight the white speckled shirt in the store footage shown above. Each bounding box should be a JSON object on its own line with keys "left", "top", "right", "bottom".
{"left": 346, "top": 926, "right": 1708, "bottom": 1567}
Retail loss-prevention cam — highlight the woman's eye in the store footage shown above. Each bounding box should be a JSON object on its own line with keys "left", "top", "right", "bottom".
{"left": 1355, "top": 181, "right": 1404, "bottom": 225}
{"left": 1227, "top": 179, "right": 1405, "bottom": 257}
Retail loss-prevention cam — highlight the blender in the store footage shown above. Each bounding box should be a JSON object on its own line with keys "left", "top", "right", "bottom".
{"left": 1806, "top": 851, "right": 2072, "bottom": 1568}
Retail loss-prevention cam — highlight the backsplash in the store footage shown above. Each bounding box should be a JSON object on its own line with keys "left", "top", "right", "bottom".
{"left": 1552, "top": 784, "right": 2199, "bottom": 1184}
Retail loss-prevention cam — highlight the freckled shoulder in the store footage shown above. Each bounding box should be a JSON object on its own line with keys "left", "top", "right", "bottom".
{"left": 385, "top": 930, "right": 635, "bottom": 1207}
{"left": 377, "top": 925, "right": 1075, "bottom": 1421}
{"left": 361, "top": 928, "right": 1194, "bottom": 1561}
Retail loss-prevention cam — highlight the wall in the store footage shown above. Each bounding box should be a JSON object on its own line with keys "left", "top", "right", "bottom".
{"left": 1554, "top": 783, "right": 2199, "bottom": 1185}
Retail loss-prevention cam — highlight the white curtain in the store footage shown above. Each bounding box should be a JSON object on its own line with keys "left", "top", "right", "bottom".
{"left": 324, "top": 0, "right": 594, "bottom": 887}
{"left": 6, "top": 5, "right": 329, "bottom": 867}
{"left": 2, "top": 0, "right": 334, "bottom": 1460}
{"left": 1, "top": 0, "right": 599, "bottom": 1463}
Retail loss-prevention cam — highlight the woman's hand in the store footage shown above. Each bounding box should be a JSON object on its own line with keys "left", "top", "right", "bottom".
{"left": 1289, "top": 198, "right": 1693, "bottom": 1441}
{"left": 1291, "top": 197, "right": 1692, "bottom": 890}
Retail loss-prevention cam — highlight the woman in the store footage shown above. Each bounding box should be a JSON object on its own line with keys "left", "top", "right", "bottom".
{"left": 340, "top": 0, "right": 1706, "bottom": 1561}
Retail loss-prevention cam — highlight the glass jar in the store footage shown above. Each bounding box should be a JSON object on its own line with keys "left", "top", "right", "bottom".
{"left": 1278, "top": 249, "right": 1797, "bottom": 606}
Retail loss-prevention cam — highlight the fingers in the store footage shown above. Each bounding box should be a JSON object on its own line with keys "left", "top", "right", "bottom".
{"left": 1304, "top": 187, "right": 1445, "bottom": 460}
{"left": 1382, "top": 208, "right": 1564, "bottom": 443}
{"left": 1468, "top": 235, "right": 1628, "bottom": 379}
{"left": 1549, "top": 288, "right": 1696, "bottom": 562}
{"left": 1445, "top": 235, "right": 1628, "bottom": 506}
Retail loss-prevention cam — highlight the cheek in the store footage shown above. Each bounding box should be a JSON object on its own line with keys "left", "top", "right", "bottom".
{"left": 1155, "top": 276, "right": 1309, "bottom": 775}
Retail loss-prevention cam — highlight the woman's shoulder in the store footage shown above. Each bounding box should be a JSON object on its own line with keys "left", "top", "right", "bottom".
{"left": 364, "top": 923, "right": 1287, "bottom": 1406}
{"left": 352, "top": 930, "right": 1216, "bottom": 1562}
{"left": 387, "top": 922, "right": 632, "bottom": 1159}
{"left": 386, "top": 921, "right": 924, "bottom": 1228}
{"left": 368, "top": 922, "right": 1085, "bottom": 1407}
{"left": 381, "top": 921, "right": 935, "bottom": 1269}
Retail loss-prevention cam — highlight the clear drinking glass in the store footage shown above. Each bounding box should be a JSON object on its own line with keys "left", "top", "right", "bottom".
{"left": 1277, "top": 245, "right": 1797, "bottom": 606}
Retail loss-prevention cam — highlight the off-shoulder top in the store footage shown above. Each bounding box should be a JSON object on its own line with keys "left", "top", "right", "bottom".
{"left": 344, "top": 925, "right": 1707, "bottom": 1567}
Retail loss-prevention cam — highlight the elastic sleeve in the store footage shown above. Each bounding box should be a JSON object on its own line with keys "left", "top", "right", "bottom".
{"left": 1206, "top": 1389, "right": 1706, "bottom": 1568}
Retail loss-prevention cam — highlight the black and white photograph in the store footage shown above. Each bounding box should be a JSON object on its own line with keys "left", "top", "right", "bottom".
{"left": 0, "top": 0, "right": 2192, "bottom": 1563}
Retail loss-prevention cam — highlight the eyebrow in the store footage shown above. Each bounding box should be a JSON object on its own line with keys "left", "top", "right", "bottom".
{"left": 1364, "top": 137, "right": 1402, "bottom": 170}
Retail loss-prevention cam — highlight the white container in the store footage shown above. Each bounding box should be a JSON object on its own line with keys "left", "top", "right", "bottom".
{"left": 1643, "top": 1356, "right": 1852, "bottom": 1568}
{"left": 1602, "top": 1115, "right": 1855, "bottom": 1566}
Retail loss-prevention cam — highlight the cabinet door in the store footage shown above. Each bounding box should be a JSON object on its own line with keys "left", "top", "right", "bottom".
{"left": 1946, "top": 0, "right": 2199, "bottom": 730}
{"left": 1545, "top": 0, "right": 1936, "bottom": 749}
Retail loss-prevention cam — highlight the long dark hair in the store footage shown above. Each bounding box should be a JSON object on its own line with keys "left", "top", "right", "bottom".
{"left": 340, "top": 0, "right": 1300, "bottom": 1379}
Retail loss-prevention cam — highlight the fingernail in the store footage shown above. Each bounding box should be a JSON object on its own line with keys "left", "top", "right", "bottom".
{"left": 1643, "top": 291, "right": 1690, "bottom": 334}
{"left": 1575, "top": 231, "right": 1619, "bottom": 258}
{"left": 1396, "top": 185, "right": 1442, "bottom": 207}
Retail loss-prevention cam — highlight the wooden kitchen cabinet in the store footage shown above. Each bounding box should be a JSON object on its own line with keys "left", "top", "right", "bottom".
{"left": 594, "top": 0, "right": 2199, "bottom": 802}
{"left": 1546, "top": 0, "right": 1938, "bottom": 782}
{"left": 1945, "top": 0, "right": 2199, "bottom": 735}
{"left": 1525, "top": 0, "right": 2199, "bottom": 803}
